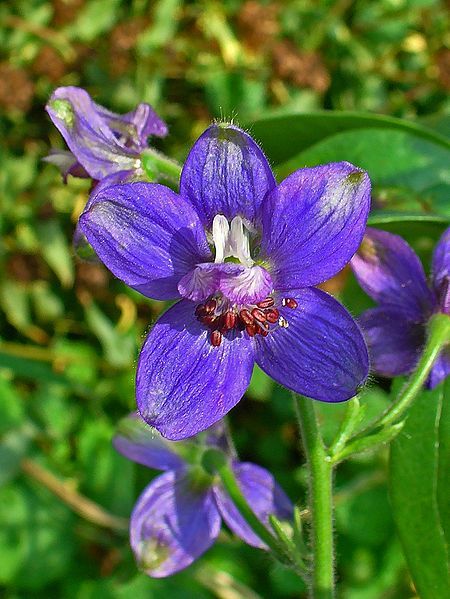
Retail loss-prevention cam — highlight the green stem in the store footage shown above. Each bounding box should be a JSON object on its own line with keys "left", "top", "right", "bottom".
{"left": 362, "top": 313, "right": 450, "bottom": 435}
{"left": 328, "top": 396, "right": 361, "bottom": 457}
{"left": 140, "top": 148, "right": 182, "bottom": 183}
{"left": 204, "top": 450, "right": 307, "bottom": 575}
{"left": 294, "top": 395, "right": 335, "bottom": 599}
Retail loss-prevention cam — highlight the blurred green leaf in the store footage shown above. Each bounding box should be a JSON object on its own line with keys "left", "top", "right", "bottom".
{"left": 249, "top": 111, "right": 450, "bottom": 166}
{"left": 0, "top": 280, "right": 31, "bottom": 331}
{"left": 67, "top": 0, "right": 121, "bottom": 42}
{"left": 52, "top": 339, "right": 98, "bottom": 386}
{"left": 78, "top": 419, "right": 135, "bottom": 516}
{"left": 31, "top": 283, "right": 64, "bottom": 323}
{"left": 368, "top": 211, "right": 450, "bottom": 226}
{"left": 84, "top": 302, "right": 136, "bottom": 368}
{"left": 389, "top": 380, "right": 450, "bottom": 599}
{"left": 278, "top": 128, "right": 450, "bottom": 217}
{"left": 0, "top": 428, "right": 30, "bottom": 487}
{"left": 0, "top": 374, "right": 25, "bottom": 435}
{"left": 336, "top": 484, "right": 394, "bottom": 546}
{"left": 247, "top": 365, "right": 273, "bottom": 401}
{"left": 0, "top": 348, "right": 68, "bottom": 385}
{"left": 32, "top": 383, "right": 80, "bottom": 440}
{"left": 0, "top": 480, "right": 75, "bottom": 589}
{"left": 137, "top": 0, "right": 182, "bottom": 55}
{"left": 37, "top": 220, "right": 74, "bottom": 287}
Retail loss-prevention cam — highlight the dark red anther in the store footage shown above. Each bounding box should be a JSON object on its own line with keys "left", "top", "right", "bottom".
{"left": 239, "top": 309, "right": 254, "bottom": 326}
{"left": 223, "top": 310, "right": 237, "bottom": 330}
{"left": 257, "top": 297, "right": 275, "bottom": 309}
{"left": 210, "top": 330, "right": 222, "bottom": 346}
{"left": 265, "top": 308, "right": 279, "bottom": 323}
{"left": 283, "top": 298, "right": 298, "bottom": 309}
{"left": 203, "top": 315, "right": 218, "bottom": 327}
{"left": 251, "top": 308, "right": 266, "bottom": 323}
{"left": 245, "top": 324, "right": 257, "bottom": 337}
{"left": 258, "top": 327, "right": 269, "bottom": 337}
{"left": 204, "top": 299, "right": 217, "bottom": 314}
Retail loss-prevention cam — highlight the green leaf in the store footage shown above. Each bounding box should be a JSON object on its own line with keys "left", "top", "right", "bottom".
{"left": 336, "top": 484, "right": 394, "bottom": 546}
{"left": 332, "top": 422, "right": 403, "bottom": 464}
{"left": 248, "top": 111, "right": 450, "bottom": 166}
{"left": 37, "top": 220, "right": 74, "bottom": 287}
{"left": 78, "top": 419, "right": 135, "bottom": 516}
{"left": 0, "top": 349, "right": 68, "bottom": 385}
{"left": 0, "top": 374, "right": 25, "bottom": 435}
{"left": 0, "top": 480, "right": 75, "bottom": 589}
{"left": 84, "top": 302, "right": 136, "bottom": 368}
{"left": 277, "top": 128, "right": 450, "bottom": 218}
{"left": 247, "top": 365, "right": 274, "bottom": 401}
{"left": 389, "top": 381, "right": 450, "bottom": 599}
{"left": 0, "top": 280, "right": 31, "bottom": 332}
{"left": 367, "top": 211, "right": 450, "bottom": 226}
{"left": 66, "top": 0, "right": 122, "bottom": 42}
{"left": 137, "top": 0, "right": 182, "bottom": 55}
{"left": 0, "top": 428, "right": 30, "bottom": 487}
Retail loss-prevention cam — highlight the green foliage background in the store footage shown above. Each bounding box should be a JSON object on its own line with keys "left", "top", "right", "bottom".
{"left": 0, "top": 0, "right": 449, "bottom": 597}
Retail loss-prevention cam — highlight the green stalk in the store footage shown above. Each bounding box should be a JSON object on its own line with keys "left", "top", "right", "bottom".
{"left": 140, "top": 148, "right": 182, "bottom": 183}
{"left": 328, "top": 396, "right": 362, "bottom": 457}
{"left": 203, "top": 449, "right": 307, "bottom": 576}
{"left": 362, "top": 312, "right": 450, "bottom": 435}
{"left": 379, "top": 312, "right": 450, "bottom": 427}
{"left": 294, "top": 395, "right": 335, "bottom": 599}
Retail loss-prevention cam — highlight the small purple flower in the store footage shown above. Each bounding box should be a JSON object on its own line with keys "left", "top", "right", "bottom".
{"left": 45, "top": 86, "right": 168, "bottom": 181}
{"left": 79, "top": 123, "right": 371, "bottom": 439}
{"left": 351, "top": 226, "right": 450, "bottom": 388}
{"left": 114, "top": 414, "right": 293, "bottom": 577}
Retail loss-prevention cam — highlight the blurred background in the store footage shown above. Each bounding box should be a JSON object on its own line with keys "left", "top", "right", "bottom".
{"left": 0, "top": 0, "right": 449, "bottom": 597}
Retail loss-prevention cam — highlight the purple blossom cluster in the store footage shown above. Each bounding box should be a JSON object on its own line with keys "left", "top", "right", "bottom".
{"left": 352, "top": 227, "right": 450, "bottom": 387}
{"left": 45, "top": 87, "right": 450, "bottom": 579}
{"left": 114, "top": 415, "right": 293, "bottom": 577}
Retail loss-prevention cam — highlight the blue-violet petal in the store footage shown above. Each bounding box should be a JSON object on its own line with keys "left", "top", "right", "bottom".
{"left": 261, "top": 162, "right": 371, "bottom": 289}
{"left": 180, "top": 123, "right": 276, "bottom": 227}
{"left": 137, "top": 300, "right": 255, "bottom": 440}
{"left": 78, "top": 182, "right": 211, "bottom": 301}
{"left": 130, "top": 470, "right": 220, "bottom": 577}
{"left": 255, "top": 287, "right": 369, "bottom": 402}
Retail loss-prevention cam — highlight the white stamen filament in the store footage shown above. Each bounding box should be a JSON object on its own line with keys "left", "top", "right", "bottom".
{"left": 211, "top": 214, "right": 254, "bottom": 268}
{"left": 212, "top": 214, "right": 231, "bottom": 264}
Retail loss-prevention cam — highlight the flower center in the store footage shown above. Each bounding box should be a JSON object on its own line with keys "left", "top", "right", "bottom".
{"left": 195, "top": 295, "right": 298, "bottom": 347}
{"left": 178, "top": 214, "right": 298, "bottom": 345}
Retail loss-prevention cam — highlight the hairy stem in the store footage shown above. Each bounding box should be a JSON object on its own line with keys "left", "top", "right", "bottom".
{"left": 294, "top": 395, "right": 335, "bottom": 599}
{"left": 141, "top": 148, "right": 182, "bottom": 183}
{"left": 205, "top": 449, "right": 307, "bottom": 576}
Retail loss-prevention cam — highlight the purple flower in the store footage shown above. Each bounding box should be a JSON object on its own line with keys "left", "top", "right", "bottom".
{"left": 113, "top": 414, "right": 293, "bottom": 577}
{"left": 351, "top": 226, "right": 450, "bottom": 388}
{"left": 79, "top": 123, "right": 371, "bottom": 439}
{"left": 45, "top": 86, "right": 168, "bottom": 181}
